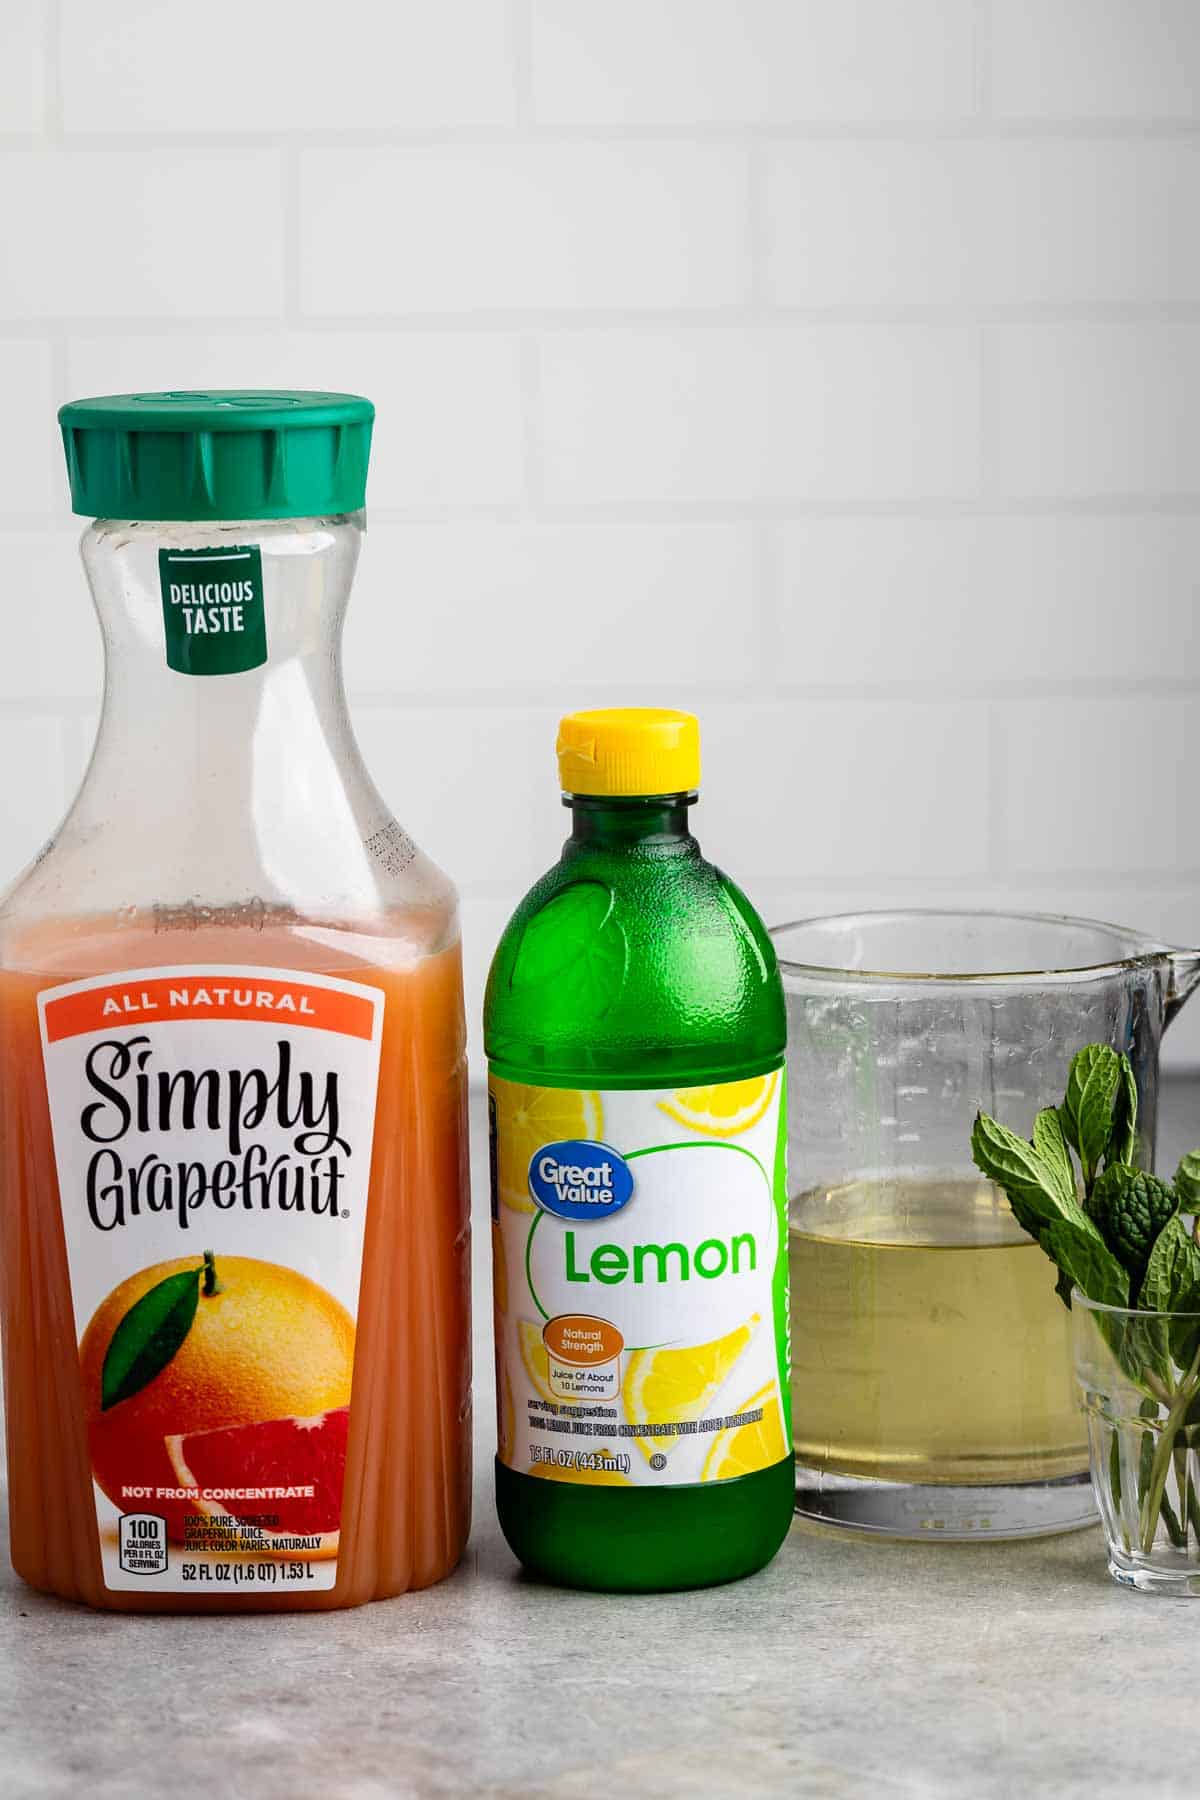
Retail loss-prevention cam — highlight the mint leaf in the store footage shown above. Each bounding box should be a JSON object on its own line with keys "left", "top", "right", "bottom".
{"left": 1140, "top": 1215, "right": 1200, "bottom": 1314}
{"left": 1140, "top": 1216, "right": 1200, "bottom": 1371}
{"left": 1107, "top": 1054, "right": 1139, "bottom": 1170}
{"left": 972, "top": 1110, "right": 1096, "bottom": 1235}
{"left": 971, "top": 1112, "right": 1075, "bottom": 1238}
{"left": 1059, "top": 1045, "right": 1108, "bottom": 1153}
{"left": 101, "top": 1266, "right": 201, "bottom": 1411}
{"left": 1039, "top": 1218, "right": 1129, "bottom": 1310}
{"left": 1076, "top": 1049, "right": 1121, "bottom": 1175}
{"left": 1032, "top": 1108, "right": 1078, "bottom": 1211}
{"left": 1086, "top": 1165, "right": 1178, "bottom": 1282}
{"left": 1059, "top": 1044, "right": 1121, "bottom": 1184}
{"left": 1175, "top": 1151, "right": 1200, "bottom": 1212}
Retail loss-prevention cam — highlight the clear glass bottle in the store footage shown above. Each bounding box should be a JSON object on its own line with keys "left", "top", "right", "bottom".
{"left": 0, "top": 392, "right": 471, "bottom": 1611}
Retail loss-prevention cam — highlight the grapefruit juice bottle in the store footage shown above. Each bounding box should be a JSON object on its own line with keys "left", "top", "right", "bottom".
{"left": 485, "top": 709, "right": 794, "bottom": 1591}
{"left": 0, "top": 393, "right": 471, "bottom": 1611}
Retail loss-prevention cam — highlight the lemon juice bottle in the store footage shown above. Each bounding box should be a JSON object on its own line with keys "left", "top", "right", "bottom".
{"left": 485, "top": 709, "right": 793, "bottom": 1590}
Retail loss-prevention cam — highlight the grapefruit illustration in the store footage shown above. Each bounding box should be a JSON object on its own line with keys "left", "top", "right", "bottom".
{"left": 165, "top": 1407, "right": 349, "bottom": 1559}
{"left": 79, "top": 1252, "right": 355, "bottom": 1542}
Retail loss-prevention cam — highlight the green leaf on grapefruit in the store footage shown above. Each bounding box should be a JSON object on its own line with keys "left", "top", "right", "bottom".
{"left": 100, "top": 1265, "right": 202, "bottom": 1411}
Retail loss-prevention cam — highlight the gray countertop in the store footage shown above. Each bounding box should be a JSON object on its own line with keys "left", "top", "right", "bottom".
{"left": 2, "top": 1078, "right": 1197, "bottom": 1800}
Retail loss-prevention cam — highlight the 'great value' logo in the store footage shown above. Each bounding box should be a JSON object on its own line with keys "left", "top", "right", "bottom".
{"left": 527, "top": 1139, "right": 634, "bottom": 1221}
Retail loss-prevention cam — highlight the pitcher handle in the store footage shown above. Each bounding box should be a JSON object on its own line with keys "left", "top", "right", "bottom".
{"left": 1165, "top": 948, "right": 1200, "bottom": 1030}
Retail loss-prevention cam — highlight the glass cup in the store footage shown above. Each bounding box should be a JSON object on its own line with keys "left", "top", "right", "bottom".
{"left": 771, "top": 909, "right": 1200, "bottom": 1542}
{"left": 1074, "top": 1296, "right": 1200, "bottom": 1596}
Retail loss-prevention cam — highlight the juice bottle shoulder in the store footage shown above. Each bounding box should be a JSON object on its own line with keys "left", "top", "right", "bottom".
{"left": 484, "top": 828, "right": 785, "bottom": 1085}
{"left": 0, "top": 512, "right": 461, "bottom": 978}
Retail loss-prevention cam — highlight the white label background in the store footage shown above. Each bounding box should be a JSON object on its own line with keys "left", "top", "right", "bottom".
{"left": 527, "top": 1141, "right": 774, "bottom": 1347}
{"left": 38, "top": 965, "right": 384, "bottom": 1593}
{"left": 494, "top": 1076, "right": 785, "bottom": 1488}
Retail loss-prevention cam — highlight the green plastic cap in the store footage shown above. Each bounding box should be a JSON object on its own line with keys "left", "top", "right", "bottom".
{"left": 58, "top": 390, "right": 374, "bottom": 521}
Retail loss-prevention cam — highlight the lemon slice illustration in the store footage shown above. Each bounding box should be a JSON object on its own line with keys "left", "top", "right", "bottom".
{"left": 657, "top": 1071, "right": 778, "bottom": 1138}
{"left": 492, "top": 1082, "right": 605, "bottom": 1211}
{"left": 517, "top": 1317, "right": 556, "bottom": 1404}
{"left": 621, "top": 1314, "right": 759, "bottom": 1460}
{"left": 701, "top": 1382, "right": 787, "bottom": 1482}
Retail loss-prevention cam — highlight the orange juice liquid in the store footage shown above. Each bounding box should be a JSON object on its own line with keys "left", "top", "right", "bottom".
{"left": 0, "top": 913, "right": 471, "bottom": 1612}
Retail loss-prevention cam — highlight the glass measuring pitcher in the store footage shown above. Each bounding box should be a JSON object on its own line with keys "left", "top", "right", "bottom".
{"left": 771, "top": 909, "right": 1200, "bottom": 1542}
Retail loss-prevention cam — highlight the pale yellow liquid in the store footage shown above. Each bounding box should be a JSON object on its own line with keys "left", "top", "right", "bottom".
{"left": 789, "top": 1179, "right": 1087, "bottom": 1485}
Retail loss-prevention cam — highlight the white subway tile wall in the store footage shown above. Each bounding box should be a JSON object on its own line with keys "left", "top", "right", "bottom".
{"left": 0, "top": 151, "right": 286, "bottom": 319}
{"left": 528, "top": 0, "right": 979, "bottom": 125}
{"left": 0, "top": 1, "right": 46, "bottom": 138}
{"left": 540, "top": 325, "right": 984, "bottom": 503}
{"left": 1, "top": 0, "right": 1197, "bottom": 1067}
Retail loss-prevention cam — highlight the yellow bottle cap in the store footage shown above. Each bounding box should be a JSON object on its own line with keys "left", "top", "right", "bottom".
{"left": 556, "top": 707, "right": 701, "bottom": 797}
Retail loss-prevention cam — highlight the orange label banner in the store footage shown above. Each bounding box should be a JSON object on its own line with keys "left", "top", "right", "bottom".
{"left": 43, "top": 976, "right": 376, "bottom": 1044}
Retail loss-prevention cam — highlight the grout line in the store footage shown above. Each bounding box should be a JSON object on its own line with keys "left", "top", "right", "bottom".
{"left": 457, "top": 867, "right": 1200, "bottom": 893}
{"left": 28, "top": 120, "right": 1200, "bottom": 150}
{"left": 745, "top": 142, "right": 769, "bottom": 307}
{"left": 47, "top": 329, "right": 68, "bottom": 420}
{"left": 259, "top": 302, "right": 1200, "bottom": 327}
{"left": 975, "top": 318, "right": 991, "bottom": 501}
{"left": 281, "top": 145, "right": 303, "bottom": 325}
{"left": 752, "top": 521, "right": 785, "bottom": 686}
{"left": 0, "top": 318, "right": 296, "bottom": 341}
{"left": 522, "top": 496, "right": 1200, "bottom": 521}
{"left": 367, "top": 502, "right": 530, "bottom": 525}
{"left": 985, "top": 701, "right": 1005, "bottom": 878}
{"left": 744, "top": 871, "right": 1200, "bottom": 895}
{"left": 450, "top": 868, "right": 1200, "bottom": 903}
{"left": 41, "top": 0, "right": 63, "bottom": 144}
{"left": 5, "top": 304, "right": 1200, "bottom": 334}
{"left": 0, "top": 510, "right": 102, "bottom": 531}
{"left": 0, "top": 696, "right": 99, "bottom": 727}
{"left": 509, "top": 0, "right": 534, "bottom": 128}
{"left": 517, "top": 335, "right": 543, "bottom": 517}
{"left": 338, "top": 677, "right": 1200, "bottom": 710}
{"left": 973, "top": 0, "right": 993, "bottom": 121}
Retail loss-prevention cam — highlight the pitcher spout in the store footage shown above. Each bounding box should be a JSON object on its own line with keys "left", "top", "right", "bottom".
{"left": 1165, "top": 948, "right": 1200, "bottom": 1029}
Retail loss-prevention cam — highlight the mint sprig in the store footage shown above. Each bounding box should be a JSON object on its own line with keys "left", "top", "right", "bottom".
{"left": 972, "top": 1048, "right": 1200, "bottom": 1556}
{"left": 972, "top": 1043, "right": 1200, "bottom": 1314}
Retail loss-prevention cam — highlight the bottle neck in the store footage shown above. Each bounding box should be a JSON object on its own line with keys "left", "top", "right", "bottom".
{"left": 564, "top": 792, "right": 698, "bottom": 851}
{"left": 83, "top": 515, "right": 356, "bottom": 738}
{"left": 45, "top": 515, "right": 402, "bottom": 919}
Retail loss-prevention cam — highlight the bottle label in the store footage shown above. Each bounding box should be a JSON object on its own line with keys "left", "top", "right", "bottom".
{"left": 157, "top": 544, "right": 267, "bottom": 676}
{"left": 37, "top": 966, "right": 384, "bottom": 1595}
{"left": 489, "top": 1069, "right": 790, "bottom": 1488}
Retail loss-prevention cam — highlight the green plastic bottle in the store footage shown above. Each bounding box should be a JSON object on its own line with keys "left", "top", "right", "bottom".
{"left": 485, "top": 707, "right": 793, "bottom": 1592}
